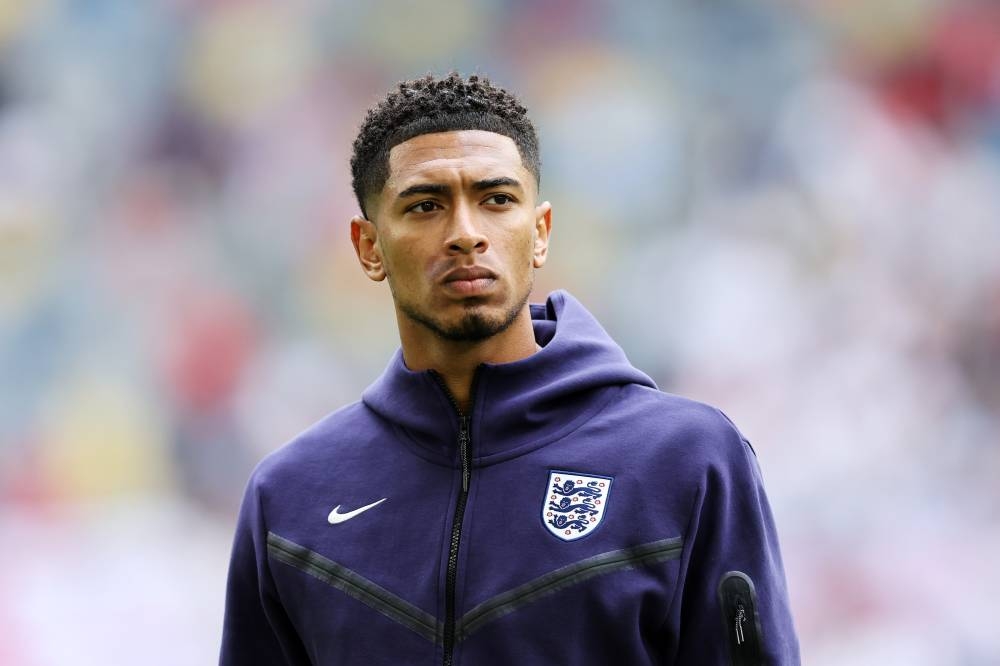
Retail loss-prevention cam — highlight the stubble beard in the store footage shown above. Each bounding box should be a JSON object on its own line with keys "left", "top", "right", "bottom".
{"left": 395, "top": 278, "right": 533, "bottom": 343}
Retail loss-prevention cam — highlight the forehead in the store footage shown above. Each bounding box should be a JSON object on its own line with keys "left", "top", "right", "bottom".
{"left": 385, "top": 130, "right": 527, "bottom": 189}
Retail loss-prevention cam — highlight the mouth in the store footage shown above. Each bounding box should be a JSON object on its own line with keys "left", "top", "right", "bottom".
{"left": 441, "top": 266, "right": 499, "bottom": 296}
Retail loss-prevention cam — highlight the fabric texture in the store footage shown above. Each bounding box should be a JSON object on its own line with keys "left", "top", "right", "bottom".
{"left": 220, "top": 290, "right": 800, "bottom": 665}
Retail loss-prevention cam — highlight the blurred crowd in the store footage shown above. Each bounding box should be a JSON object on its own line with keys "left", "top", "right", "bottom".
{"left": 1, "top": 1, "right": 998, "bottom": 664}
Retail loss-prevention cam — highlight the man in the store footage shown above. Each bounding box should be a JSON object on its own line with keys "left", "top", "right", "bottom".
{"left": 221, "top": 72, "right": 800, "bottom": 665}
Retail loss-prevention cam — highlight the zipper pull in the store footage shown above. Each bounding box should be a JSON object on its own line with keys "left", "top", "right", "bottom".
{"left": 735, "top": 603, "right": 746, "bottom": 645}
{"left": 459, "top": 416, "right": 471, "bottom": 492}
{"left": 719, "top": 572, "right": 763, "bottom": 663}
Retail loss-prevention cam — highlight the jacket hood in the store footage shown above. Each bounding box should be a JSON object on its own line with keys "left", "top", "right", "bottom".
{"left": 361, "top": 290, "right": 656, "bottom": 465}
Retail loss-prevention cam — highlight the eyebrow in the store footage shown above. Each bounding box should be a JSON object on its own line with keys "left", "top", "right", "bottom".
{"left": 396, "top": 177, "right": 524, "bottom": 201}
{"left": 471, "top": 177, "right": 522, "bottom": 191}
{"left": 397, "top": 183, "right": 451, "bottom": 200}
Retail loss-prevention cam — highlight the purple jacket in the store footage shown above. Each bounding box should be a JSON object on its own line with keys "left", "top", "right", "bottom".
{"left": 221, "top": 290, "right": 800, "bottom": 665}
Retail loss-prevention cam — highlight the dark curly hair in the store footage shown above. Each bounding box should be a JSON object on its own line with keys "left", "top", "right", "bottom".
{"left": 350, "top": 72, "right": 540, "bottom": 219}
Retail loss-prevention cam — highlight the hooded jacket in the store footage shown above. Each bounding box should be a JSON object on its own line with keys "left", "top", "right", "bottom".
{"left": 221, "top": 291, "right": 800, "bottom": 665}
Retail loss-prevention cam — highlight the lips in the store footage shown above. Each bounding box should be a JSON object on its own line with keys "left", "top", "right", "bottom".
{"left": 442, "top": 266, "right": 498, "bottom": 296}
{"left": 443, "top": 266, "right": 497, "bottom": 283}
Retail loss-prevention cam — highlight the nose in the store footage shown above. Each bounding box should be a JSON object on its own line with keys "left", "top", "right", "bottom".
{"left": 444, "top": 203, "right": 489, "bottom": 255}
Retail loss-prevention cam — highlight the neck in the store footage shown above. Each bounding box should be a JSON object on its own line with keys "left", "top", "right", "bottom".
{"left": 398, "top": 307, "right": 538, "bottom": 414}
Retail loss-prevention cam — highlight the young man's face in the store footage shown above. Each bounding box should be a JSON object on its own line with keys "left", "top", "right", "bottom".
{"left": 352, "top": 130, "right": 551, "bottom": 343}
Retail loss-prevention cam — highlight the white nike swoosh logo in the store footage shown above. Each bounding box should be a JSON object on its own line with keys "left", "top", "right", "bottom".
{"left": 327, "top": 498, "right": 387, "bottom": 525}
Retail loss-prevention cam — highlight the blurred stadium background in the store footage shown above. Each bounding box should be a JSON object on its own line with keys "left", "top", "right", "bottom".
{"left": 1, "top": 0, "right": 999, "bottom": 664}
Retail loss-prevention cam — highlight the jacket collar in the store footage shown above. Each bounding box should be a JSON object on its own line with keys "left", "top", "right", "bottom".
{"left": 361, "top": 290, "right": 656, "bottom": 465}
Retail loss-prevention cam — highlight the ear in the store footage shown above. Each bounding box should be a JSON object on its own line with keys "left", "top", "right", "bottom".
{"left": 532, "top": 201, "right": 552, "bottom": 268}
{"left": 350, "top": 215, "right": 386, "bottom": 281}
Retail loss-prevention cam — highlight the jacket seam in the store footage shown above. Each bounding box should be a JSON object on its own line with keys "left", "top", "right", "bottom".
{"left": 255, "top": 482, "right": 313, "bottom": 664}
{"left": 660, "top": 480, "right": 706, "bottom": 639}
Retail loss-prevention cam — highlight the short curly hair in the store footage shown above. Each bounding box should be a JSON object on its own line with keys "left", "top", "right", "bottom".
{"left": 350, "top": 72, "right": 540, "bottom": 219}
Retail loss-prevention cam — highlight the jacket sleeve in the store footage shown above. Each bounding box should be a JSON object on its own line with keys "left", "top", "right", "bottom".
{"left": 667, "top": 414, "right": 800, "bottom": 665}
{"left": 220, "top": 473, "right": 311, "bottom": 666}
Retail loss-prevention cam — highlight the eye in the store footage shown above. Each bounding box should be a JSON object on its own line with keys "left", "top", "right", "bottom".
{"left": 407, "top": 200, "right": 440, "bottom": 214}
{"left": 484, "top": 194, "right": 515, "bottom": 206}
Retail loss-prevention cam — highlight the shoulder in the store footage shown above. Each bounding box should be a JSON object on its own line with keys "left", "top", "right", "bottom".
{"left": 621, "top": 384, "right": 748, "bottom": 444}
{"left": 615, "top": 384, "right": 757, "bottom": 477}
{"left": 248, "top": 399, "right": 375, "bottom": 491}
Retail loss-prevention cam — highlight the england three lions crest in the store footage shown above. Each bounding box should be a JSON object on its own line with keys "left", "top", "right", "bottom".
{"left": 542, "top": 470, "right": 613, "bottom": 541}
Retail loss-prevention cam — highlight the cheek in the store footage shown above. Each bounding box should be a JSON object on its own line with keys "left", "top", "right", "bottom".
{"left": 382, "top": 235, "right": 434, "bottom": 280}
{"left": 377, "top": 238, "right": 403, "bottom": 278}
{"left": 378, "top": 232, "right": 406, "bottom": 263}
{"left": 510, "top": 227, "right": 536, "bottom": 266}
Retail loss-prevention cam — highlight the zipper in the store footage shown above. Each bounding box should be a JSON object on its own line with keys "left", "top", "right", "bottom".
{"left": 442, "top": 414, "right": 469, "bottom": 666}
{"left": 717, "top": 571, "right": 763, "bottom": 666}
{"left": 430, "top": 371, "right": 480, "bottom": 666}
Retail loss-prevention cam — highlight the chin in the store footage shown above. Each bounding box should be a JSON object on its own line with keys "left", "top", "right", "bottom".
{"left": 402, "top": 297, "right": 524, "bottom": 343}
{"left": 437, "top": 310, "right": 512, "bottom": 342}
